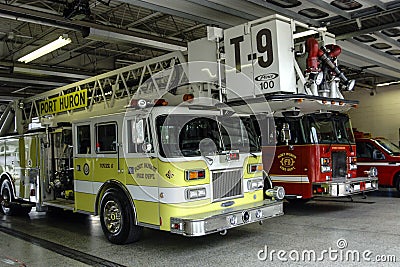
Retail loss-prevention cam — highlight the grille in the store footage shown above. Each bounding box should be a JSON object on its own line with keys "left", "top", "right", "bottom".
{"left": 212, "top": 169, "right": 243, "bottom": 201}
{"left": 332, "top": 151, "right": 347, "bottom": 179}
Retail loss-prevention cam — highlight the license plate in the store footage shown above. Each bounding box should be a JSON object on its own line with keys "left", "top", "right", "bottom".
{"left": 353, "top": 184, "right": 360, "bottom": 191}
{"left": 366, "top": 182, "right": 371, "bottom": 189}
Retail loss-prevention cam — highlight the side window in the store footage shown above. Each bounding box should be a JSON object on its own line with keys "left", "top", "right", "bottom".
{"left": 275, "top": 118, "right": 303, "bottom": 145}
{"left": 128, "top": 118, "right": 153, "bottom": 153}
{"left": 356, "top": 142, "right": 366, "bottom": 158}
{"left": 77, "top": 125, "right": 91, "bottom": 154}
{"left": 96, "top": 123, "right": 117, "bottom": 153}
{"left": 364, "top": 143, "right": 374, "bottom": 159}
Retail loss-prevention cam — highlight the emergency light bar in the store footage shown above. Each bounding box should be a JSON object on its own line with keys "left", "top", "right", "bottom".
{"left": 129, "top": 98, "right": 168, "bottom": 109}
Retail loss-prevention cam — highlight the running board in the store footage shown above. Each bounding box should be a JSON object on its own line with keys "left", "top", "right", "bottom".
{"left": 43, "top": 199, "right": 75, "bottom": 210}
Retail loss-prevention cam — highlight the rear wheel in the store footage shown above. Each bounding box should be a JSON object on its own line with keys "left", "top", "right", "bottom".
{"left": 1, "top": 179, "right": 32, "bottom": 216}
{"left": 1, "top": 179, "right": 16, "bottom": 215}
{"left": 100, "top": 189, "right": 142, "bottom": 244}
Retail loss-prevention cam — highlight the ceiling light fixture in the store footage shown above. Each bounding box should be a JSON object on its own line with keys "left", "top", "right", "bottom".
{"left": 18, "top": 35, "right": 72, "bottom": 63}
{"left": 376, "top": 80, "right": 400, "bottom": 87}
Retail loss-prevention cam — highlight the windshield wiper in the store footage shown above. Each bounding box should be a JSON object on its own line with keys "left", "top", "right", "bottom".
{"left": 345, "top": 134, "right": 353, "bottom": 152}
{"left": 326, "top": 132, "right": 334, "bottom": 153}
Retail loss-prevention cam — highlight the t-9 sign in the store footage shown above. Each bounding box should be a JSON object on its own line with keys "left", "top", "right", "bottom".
{"left": 224, "top": 17, "right": 297, "bottom": 101}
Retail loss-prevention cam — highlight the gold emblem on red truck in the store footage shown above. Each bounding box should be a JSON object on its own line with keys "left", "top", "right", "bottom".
{"left": 278, "top": 153, "right": 296, "bottom": 172}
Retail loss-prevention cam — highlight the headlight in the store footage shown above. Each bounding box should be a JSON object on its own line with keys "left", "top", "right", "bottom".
{"left": 321, "top": 165, "right": 331, "bottom": 173}
{"left": 265, "top": 186, "right": 285, "bottom": 200}
{"left": 348, "top": 156, "right": 357, "bottom": 170}
{"left": 368, "top": 167, "right": 378, "bottom": 177}
{"left": 186, "top": 188, "right": 206, "bottom": 200}
{"left": 247, "top": 178, "right": 264, "bottom": 191}
{"left": 320, "top": 157, "right": 331, "bottom": 173}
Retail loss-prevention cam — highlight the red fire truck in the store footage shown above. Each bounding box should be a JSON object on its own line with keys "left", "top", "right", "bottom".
{"left": 355, "top": 131, "right": 400, "bottom": 191}
{"left": 220, "top": 14, "right": 379, "bottom": 202}
{"left": 265, "top": 109, "right": 378, "bottom": 201}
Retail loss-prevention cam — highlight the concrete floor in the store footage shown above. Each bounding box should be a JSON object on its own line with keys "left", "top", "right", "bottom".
{"left": 1, "top": 189, "right": 400, "bottom": 267}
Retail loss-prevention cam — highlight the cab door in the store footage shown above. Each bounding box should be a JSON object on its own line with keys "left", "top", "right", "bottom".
{"left": 356, "top": 140, "right": 390, "bottom": 185}
{"left": 73, "top": 122, "right": 94, "bottom": 212}
{"left": 124, "top": 114, "right": 159, "bottom": 226}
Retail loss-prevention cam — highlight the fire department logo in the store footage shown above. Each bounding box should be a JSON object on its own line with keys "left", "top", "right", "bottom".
{"left": 83, "top": 163, "right": 90, "bottom": 176}
{"left": 166, "top": 170, "right": 174, "bottom": 179}
{"left": 278, "top": 153, "right": 296, "bottom": 172}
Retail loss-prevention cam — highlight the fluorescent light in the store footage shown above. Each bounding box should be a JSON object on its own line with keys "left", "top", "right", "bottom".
{"left": 87, "top": 28, "right": 187, "bottom": 52}
{"left": 376, "top": 80, "right": 400, "bottom": 87}
{"left": 18, "top": 35, "right": 71, "bottom": 63}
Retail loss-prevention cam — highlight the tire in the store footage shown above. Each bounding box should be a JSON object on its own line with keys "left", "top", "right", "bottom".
{"left": 395, "top": 175, "right": 400, "bottom": 192}
{"left": 0, "top": 179, "right": 32, "bottom": 216}
{"left": 1, "top": 179, "right": 16, "bottom": 215}
{"left": 100, "top": 189, "right": 143, "bottom": 244}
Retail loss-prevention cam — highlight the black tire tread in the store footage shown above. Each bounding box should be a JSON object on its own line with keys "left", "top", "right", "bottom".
{"left": 100, "top": 188, "right": 142, "bottom": 244}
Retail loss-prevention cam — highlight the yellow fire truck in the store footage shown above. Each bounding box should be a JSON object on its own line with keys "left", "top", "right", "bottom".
{"left": 0, "top": 48, "right": 284, "bottom": 244}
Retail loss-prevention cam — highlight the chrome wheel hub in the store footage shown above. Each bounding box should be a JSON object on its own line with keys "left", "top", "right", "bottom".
{"left": 103, "top": 200, "right": 122, "bottom": 234}
{"left": 1, "top": 188, "right": 10, "bottom": 213}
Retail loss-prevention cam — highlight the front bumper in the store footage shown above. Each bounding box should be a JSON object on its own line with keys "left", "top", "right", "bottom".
{"left": 313, "top": 177, "right": 378, "bottom": 197}
{"left": 170, "top": 200, "right": 283, "bottom": 236}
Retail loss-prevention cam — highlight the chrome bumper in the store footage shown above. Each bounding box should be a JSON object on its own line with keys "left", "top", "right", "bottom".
{"left": 170, "top": 200, "right": 283, "bottom": 236}
{"left": 313, "top": 177, "right": 378, "bottom": 197}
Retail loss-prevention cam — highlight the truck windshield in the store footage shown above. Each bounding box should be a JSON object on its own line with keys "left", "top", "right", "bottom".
{"left": 156, "top": 114, "right": 260, "bottom": 158}
{"left": 275, "top": 113, "right": 355, "bottom": 145}
{"left": 375, "top": 138, "right": 400, "bottom": 155}
{"left": 307, "top": 114, "right": 355, "bottom": 144}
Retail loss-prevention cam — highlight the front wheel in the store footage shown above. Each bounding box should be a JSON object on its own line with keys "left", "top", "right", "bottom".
{"left": 100, "top": 189, "right": 142, "bottom": 244}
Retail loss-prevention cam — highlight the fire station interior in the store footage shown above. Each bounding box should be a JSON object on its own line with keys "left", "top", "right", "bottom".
{"left": 0, "top": 1, "right": 400, "bottom": 266}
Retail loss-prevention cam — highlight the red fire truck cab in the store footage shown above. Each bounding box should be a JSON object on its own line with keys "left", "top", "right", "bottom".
{"left": 264, "top": 111, "right": 378, "bottom": 201}
{"left": 355, "top": 133, "right": 400, "bottom": 191}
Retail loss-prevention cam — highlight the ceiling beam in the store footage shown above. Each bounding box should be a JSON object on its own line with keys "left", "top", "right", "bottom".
{"left": 338, "top": 40, "right": 400, "bottom": 75}
{"left": 363, "top": 0, "right": 387, "bottom": 10}
{"left": 0, "top": 3, "right": 186, "bottom": 51}
{"left": 0, "top": 76, "right": 66, "bottom": 87}
{"left": 372, "top": 32, "right": 400, "bottom": 50}
{"left": 123, "top": 11, "right": 163, "bottom": 28}
{"left": 185, "top": 0, "right": 259, "bottom": 21}
{"left": 13, "top": 67, "right": 91, "bottom": 80}
{"left": 302, "top": 0, "right": 351, "bottom": 19}
{"left": 336, "top": 19, "right": 400, "bottom": 40}
{"left": 116, "top": 0, "right": 243, "bottom": 28}
{"left": 246, "top": 0, "right": 321, "bottom": 27}
{"left": 168, "top": 23, "right": 205, "bottom": 37}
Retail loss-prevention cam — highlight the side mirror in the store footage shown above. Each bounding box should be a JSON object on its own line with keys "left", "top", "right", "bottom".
{"left": 142, "top": 142, "right": 152, "bottom": 153}
{"left": 281, "top": 123, "right": 291, "bottom": 146}
{"left": 373, "top": 150, "right": 385, "bottom": 160}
